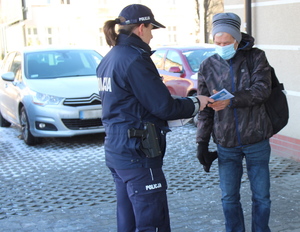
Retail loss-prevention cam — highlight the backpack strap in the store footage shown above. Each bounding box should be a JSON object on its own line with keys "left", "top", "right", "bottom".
{"left": 245, "top": 48, "right": 279, "bottom": 89}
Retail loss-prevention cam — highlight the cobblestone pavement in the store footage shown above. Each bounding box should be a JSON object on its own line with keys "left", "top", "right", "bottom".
{"left": 0, "top": 122, "right": 300, "bottom": 231}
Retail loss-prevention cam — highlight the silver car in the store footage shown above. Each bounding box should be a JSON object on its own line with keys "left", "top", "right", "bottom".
{"left": 0, "top": 47, "right": 105, "bottom": 145}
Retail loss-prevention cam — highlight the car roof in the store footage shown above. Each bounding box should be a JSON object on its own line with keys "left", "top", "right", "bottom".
{"left": 154, "top": 44, "right": 215, "bottom": 52}
{"left": 22, "top": 46, "right": 97, "bottom": 53}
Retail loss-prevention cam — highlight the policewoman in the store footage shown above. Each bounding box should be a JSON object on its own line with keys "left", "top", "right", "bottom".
{"left": 96, "top": 4, "right": 214, "bottom": 231}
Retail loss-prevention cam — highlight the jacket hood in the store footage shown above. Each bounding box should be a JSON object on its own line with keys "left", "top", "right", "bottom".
{"left": 238, "top": 32, "right": 255, "bottom": 51}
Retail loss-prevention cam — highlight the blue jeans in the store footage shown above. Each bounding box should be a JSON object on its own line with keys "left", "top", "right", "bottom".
{"left": 217, "top": 139, "right": 271, "bottom": 232}
{"left": 109, "top": 167, "right": 170, "bottom": 232}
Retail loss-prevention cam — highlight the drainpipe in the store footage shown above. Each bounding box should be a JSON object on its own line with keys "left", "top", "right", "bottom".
{"left": 245, "top": 0, "right": 252, "bottom": 36}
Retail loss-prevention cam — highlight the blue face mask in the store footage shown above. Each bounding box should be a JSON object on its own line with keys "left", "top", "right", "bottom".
{"left": 215, "top": 43, "right": 236, "bottom": 60}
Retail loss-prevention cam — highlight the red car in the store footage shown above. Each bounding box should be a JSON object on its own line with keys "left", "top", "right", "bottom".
{"left": 151, "top": 45, "right": 215, "bottom": 97}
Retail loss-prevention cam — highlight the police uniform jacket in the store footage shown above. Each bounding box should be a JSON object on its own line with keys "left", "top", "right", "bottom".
{"left": 97, "top": 31, "right": 196, "bottom": 169}
{"left": 196, "top": 33, "right": 273, "bottom": 148}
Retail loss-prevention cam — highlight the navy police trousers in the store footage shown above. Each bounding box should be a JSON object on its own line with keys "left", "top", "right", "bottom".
{"left": 109, "top": 167, "right": 171, "bottom": 232}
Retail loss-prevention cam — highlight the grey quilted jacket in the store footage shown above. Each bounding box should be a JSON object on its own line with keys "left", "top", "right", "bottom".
{"left": 196, "top": 33, "right": 273, "bottom": 148}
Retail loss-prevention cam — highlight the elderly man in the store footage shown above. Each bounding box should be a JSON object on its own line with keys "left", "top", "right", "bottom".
{"left": 196, "top": 12, "right": 273, "bottom": 232}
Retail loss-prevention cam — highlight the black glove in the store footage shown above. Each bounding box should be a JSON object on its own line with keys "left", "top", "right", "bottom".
{"left": 197, "top": 142, "right": 218, "bottom": 172}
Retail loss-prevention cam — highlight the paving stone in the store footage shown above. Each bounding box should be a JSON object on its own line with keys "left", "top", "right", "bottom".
{"left": 1, "top": 123, "right": 300, "bottom": 231}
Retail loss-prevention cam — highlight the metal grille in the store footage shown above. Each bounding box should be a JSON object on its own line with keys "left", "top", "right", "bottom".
{"left": 63, "top": 93, "right": 101, "bottom": 107}
{"left": 62, "top": 118, "right": 102, "bottom": 129}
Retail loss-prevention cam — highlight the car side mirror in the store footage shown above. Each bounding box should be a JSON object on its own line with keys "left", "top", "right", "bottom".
{"left": 1, "top": 72, "right": 15, "bottom": 81}
{"left": 168, "top": 66, "right": 182, "bottom": 73}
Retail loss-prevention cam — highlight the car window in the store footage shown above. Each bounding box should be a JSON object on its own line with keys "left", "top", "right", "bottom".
{"left": 165, "top": 50, "right": 183, "bottom": 72}
{"left": 184, "top": 49, "right": 215, "bottom": 72}
{"left": 15, "top": 68, "right": 22, "bottom": 81}
{"left": 2, "top": 52, "right": 16, "bottom": 72}
{"left": 151, "top": 50, "right": 166, "bottom": 70}
{"left": 25, "top": 50, "right": 103, "bottom": 79}
{"left": 10, "top": 53, "right": 22, "bottom": 77}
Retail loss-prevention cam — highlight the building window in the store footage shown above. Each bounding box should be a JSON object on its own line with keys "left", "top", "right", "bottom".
{"left": 61, "top": 0, "right": 71, "bottom": 4}
{"left": 48, "top": 37, "right": 52, "bottom": 45}
{"left": 26, "top": 27, "right": 37, "bottom": 36}
{"left": 26, "top": 27, "right": 40, "bottom": 46}
{"left": 167, "top": 25, "right": 177, "bottom": 44}
{"left": 47, "top": 28, "right": 52, "bottom": 34}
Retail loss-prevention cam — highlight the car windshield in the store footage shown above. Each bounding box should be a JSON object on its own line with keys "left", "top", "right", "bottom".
{"left": 183, "top": 49, "right": 216, "bottom": 72}
{"left": 24, "top": 50, "right": 103, "bottom": 79}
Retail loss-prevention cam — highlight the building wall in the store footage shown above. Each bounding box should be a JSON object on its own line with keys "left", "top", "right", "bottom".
{"left": 0, "top": 0, "right": 25, "bottom": 57}
{"left": 1, "top": 0, "right": 224, "bottom": 56}
{"left": 224, "top": 0, "right": 300, "bottom": 160}
{"left": 20, "top": 0, "right": 199, "bottom": 55}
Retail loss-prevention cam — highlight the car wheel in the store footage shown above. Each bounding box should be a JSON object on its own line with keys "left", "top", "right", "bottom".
{"left": 0, "top": 110, "right": 11, "bottom": 127}
{"left": 20, "top": 107, "right": 41, "bottom": 145}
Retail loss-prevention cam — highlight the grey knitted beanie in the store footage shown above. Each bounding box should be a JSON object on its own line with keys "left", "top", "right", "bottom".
{"left": 212, "top": 12, "right": 241, "bottom": 42}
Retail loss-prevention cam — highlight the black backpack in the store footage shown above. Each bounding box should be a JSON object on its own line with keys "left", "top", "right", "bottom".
{"left": 246, "top": 49, "right": 289, "bottom": 135}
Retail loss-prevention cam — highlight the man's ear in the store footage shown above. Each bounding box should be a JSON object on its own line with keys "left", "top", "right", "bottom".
{"left": 234, "top": 40, "right": 239, "bottom": 49}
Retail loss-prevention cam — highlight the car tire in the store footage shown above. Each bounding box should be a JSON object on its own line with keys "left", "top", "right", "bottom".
{"left": 0, "top": 110, "right": 11, "bottom": 127}
{"left": 20, "top": 107, "right": 42, "bottom": 146}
